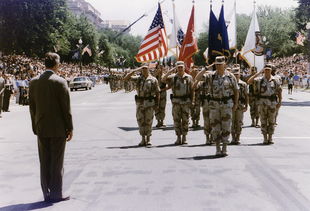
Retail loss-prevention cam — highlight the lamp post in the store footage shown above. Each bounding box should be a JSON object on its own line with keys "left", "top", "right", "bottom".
{"left": 77, "top": 38, "right": 83, "bottom": 75}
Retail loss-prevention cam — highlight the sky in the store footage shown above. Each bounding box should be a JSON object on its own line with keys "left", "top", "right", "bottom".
{"left": 87, "top": 0, "right": 298, "bottom": 36}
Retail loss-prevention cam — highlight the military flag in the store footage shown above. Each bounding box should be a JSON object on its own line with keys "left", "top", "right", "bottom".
{"left": 226, "top": 0, "right": 237, "bottom": 49}
{"left": 135, "top": 3, "right": 168, "bottom": 63}
{"left": 241, "top": 5, "right": 265, "bottom": 71}
{"left": 218, "top": 5, "right": 230, "bottom": 57}
{"left": 207, "top": 7, "right": 221, "bottom": 63}
{"left": 179, "top": 5, "right": 198, "bottom": 71}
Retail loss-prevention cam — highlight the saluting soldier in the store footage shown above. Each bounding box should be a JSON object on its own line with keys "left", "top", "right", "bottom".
{"left": 190, "top": 66, "right": 201, "bottom": 128}
{"left": 207, "top": 56, "right": 239, "bottom": 156}
{"left": 154, "top": 65, "right": 167, "bottom": 127}
{"left": 248, "top": 63, "right": 282, "bottom": 144}
{"left": 162, "top": 61, "right": 193, "bottom": 145}
{"left": 246, "top": 66, "right": 260, "bottom": 127}
{"left": 124, "top": 64, "right": 160, "bottom": 146}
{"left": 193, "top": 64, "right": 214, "bottom": 145}
{"left": 231, "top": 67, "right": 249, "bottom": 145}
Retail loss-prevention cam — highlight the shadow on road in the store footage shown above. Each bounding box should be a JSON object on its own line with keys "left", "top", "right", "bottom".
{"left": 186, "top": 144, "right": 210, "bottom": 148}
{"left": 107, "top": 145, "right": 141, "bottom": 149}
{"left": 0, "top": 201, "right": 52, "bottom": 211}
{"left": 178, "top": 155, "right": 224, "bottom": 160}
{"left": 243, "top": 143, "right": 269, "bottom": 146}
{"left": 154, "top": 143, "right": 177, "bottom": 148}
{"left": 282, "top": 101, "right": 310, "bottom": 107}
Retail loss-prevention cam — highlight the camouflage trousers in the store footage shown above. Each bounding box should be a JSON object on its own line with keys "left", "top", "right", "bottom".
{"left": 191, "top": 103, "right": 201, "bottom": 121}
{"left": 172, "top": 103, "right": 190, "bottom": 136}
{"left": 202, "top": 102, "right": 211, "bottom": 135}
{"left": 155, "top": 91, "right": 166, "bottom": 121}
{"left": 209, "top": 102, "right": 233, "bottom": 144}
{"left": 258, "top": 104, "right": 277, "bottom": 135}
{"left": 249, "top": 96, "right": 259, "bottom": 120}
{"left": 231, "top": 108, "right": 244, "bottom": 135}
{"left": 136, "top": 105, "right": 155, "bottom": 136}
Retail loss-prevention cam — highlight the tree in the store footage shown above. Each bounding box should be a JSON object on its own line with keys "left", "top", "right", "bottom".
{"left": 0, "top": 0, "right": 69, "bottom": 57}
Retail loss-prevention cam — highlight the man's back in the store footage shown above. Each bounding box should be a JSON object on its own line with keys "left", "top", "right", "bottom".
{"left": 29, "top": 70, "right": 73, "bottom": 138}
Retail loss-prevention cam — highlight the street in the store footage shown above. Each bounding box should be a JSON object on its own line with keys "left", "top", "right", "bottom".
{"left": 1, "top": 84, "right": 310, "bottom": 211}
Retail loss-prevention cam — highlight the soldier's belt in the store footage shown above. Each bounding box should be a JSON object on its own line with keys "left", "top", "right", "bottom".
{"left": 209, "top": 95, "right": 233, "bottom": 103}
{"left": 257, "top": 95, "right": 277, "bottom": 101}
{"left": 170, "top": 94, "right": 190, "bottom": 101}
{"left": 135, "top": 95, "right": 156, "bottom": 102}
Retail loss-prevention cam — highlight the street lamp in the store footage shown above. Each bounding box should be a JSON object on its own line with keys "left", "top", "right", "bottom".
{"left": 77, "top": 38, "right": 83, "bottom": 74}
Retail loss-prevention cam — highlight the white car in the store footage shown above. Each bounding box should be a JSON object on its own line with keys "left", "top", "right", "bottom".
{"left": 69, "top": 76, "right": 93, "bottom": 91}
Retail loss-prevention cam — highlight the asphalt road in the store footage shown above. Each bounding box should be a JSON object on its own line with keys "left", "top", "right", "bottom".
{"left": 1, "top": 84, "right": 310, "bottom": 211}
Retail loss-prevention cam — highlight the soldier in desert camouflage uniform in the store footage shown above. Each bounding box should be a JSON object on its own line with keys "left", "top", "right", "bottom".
{"left": 193, "top": 65, "right": 214, "bottom": 145}
{"left": 207, "top": 56, "right": 239, "bottom": 156}
{"left": 163, "top": 61, "right": 193, "bottom": 145}
{"left": 246, "top": 67, "right": 260, "bottom": 127}
{"left": 190, "top": 66, "right": 201, "bottom": 128}
{"left": 231, "top": 67, "right": 249, "bottom": 145}
{"left": 124, "top": 64, "right": 160, "bottom": 146}
{"left": 154, "top": 65, "right": 167, "bottom": 127}
{"left": 248, "top": 63, "right": 282, "bottom": 144}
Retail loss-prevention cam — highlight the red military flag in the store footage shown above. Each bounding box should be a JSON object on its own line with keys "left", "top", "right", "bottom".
{"left": 179, "top": 5, "right": 198, "bottom": 71}
{"left": 135, "top": 3, "right": 168, "bottom": 63}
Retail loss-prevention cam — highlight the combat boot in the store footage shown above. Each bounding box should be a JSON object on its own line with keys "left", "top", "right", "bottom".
{"left": 215, "top": 142, "right": 221, "bottom": 156}
{"left": 230, "top": 133, "right": 236, "bottom": 144}
{"left": 182, "top": 135, "right": 188, "bottom": 145}
{"left": 235, "top": 134, "right": 241, "bottom": 145}
{"left": 146, "top": 136, "right": 152, "bottom": 146}
{"left": 206, "top": 134, "right": 212, "bottom": 145}
{"left": 263, "top": 134, "right": 268, "bottom": 145}
{"left": 175, "top": 135, "right": 182, "bottom": 145}
{"left": 255, "top": 117, "right": 260, "bottom": 128}
{"left": 251, "top": 118, "right": 255, "bottom": 127}
{"left": 222, "top": 143, "right": 228, "bottom": 157}
{"left": 138, "top": 136, "right": 146, "bottom": 146}
{"left": 268, "top": 134, "right": 274, "bottom": 144}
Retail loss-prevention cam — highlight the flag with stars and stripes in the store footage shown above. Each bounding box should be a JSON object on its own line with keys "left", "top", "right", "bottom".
{"left": 135, "top": 3, "right": 168, "bottom": 63}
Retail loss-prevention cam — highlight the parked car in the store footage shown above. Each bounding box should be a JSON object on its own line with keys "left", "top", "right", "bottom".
{"left": 69, "top": 76, "right": 93, "bottom": 91}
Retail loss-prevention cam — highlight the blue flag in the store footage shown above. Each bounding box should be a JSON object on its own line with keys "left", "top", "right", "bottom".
{"left": 208, "top": 9, "right": 222, "bottom": 63}
{"left": 219, "top": 5, "right": 230, "bottom": 57}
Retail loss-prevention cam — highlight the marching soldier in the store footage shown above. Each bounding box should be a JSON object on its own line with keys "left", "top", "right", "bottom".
{"left": 190, "top": 66, "right": 201, "bottom": 128}
{"left": 248, "top": 63, "right": 282, "bottom": 144}
{"left": 154, "top": 65, "right": 167, "bottom": 127}
{"left": 162, "top": 61, "right": 193, "bottom": 145}
{"left": 271, "top": 66, "right": 282, "bottom": 125}
{"left": 206, "top": 56, "right": 239, "bottom": 156}
{"left": 246, "top": 67, "right": 260, "bottom": 127}
{"left": 231, "top": 67, "right": 249, "bottom": 145}
{"left": 124, "top": 64, "right": 160, "bottom": 146}
{"left": 0, "top": 73, "right": 4, "bottom": 118}
{"left": 193, "top": 65, "right": 214, "bottom": 145}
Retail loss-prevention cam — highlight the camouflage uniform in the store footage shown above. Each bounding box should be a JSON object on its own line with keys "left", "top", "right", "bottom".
{"left": 155, "top": 74, "right": 167, "bottom": 126}
{"left": 207, "top": 70, "right": 239, "bottom": 150}
{"left": 131, "top": 75, "right": 160, "bottom": 141}
{"left": 248, "top": 79, "right": 259, "bottom": 126}
{"left": 191, "top": 87, "right": 201, "bottom": 127}
{"left": 231, "top": 79, "right": 248, "bottom": 144}
{"left": 197, "top": 75, "right": 212, "bottom": 144}
{"left": 254, "top": 76, "right": 282, "bottom": 143}
{"left": 167, "top": 73, "right": 193, "bottom": 142}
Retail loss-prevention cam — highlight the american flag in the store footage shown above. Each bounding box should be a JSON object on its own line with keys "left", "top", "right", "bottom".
{"left": 135, "top": 4, "right": 168, "bottom": 63}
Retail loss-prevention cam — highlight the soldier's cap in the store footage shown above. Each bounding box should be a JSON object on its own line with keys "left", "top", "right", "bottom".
{"left": 214, "top": 56, "right": 226, "bottom": 65}
{"left": 232, "top": 67, "right": 240, "bottom": 74}
{"left": 264, "top": 63, "right": 273, "bottom": 70}
{"left": 141, "top": 63, "right": 149, "bottom": 69}
{"left": 233, "top": 64, "right": 240, "bottom": 68}
{"left": 176, "top": 61, "right": 185, "bottom": 67}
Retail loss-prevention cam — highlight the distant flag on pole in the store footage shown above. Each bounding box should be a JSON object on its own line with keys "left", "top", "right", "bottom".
{"left": 241, "top": 5, "right": 265, "bottom": 71}
{"left": 135, "top": 3, "right": 168, "bottom": 63}
{"left": 82, "top": 45, "right": 92, "bottom": 56}
{"left": 179, "top": 5, "right": 198, "bottom": 72}
{"left": 218, "top": 4, "right": 230, "bottom": 57}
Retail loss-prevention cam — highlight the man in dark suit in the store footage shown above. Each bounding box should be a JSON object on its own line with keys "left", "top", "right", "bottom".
{"left": 29, "top": 52, "right": 73, "bottom": 203}
{"left": 0, "top": 73, "right": 5, "bottom": 118}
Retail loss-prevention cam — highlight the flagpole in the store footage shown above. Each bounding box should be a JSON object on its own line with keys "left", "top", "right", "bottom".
{"left": 172, "top": 0, "right": 178, "bottom": 60}
{"left": 234, "top": 0, "right": 238, "bottom": 64}
{"left": 253, "top": 0, "right": 256, "bottom": 69}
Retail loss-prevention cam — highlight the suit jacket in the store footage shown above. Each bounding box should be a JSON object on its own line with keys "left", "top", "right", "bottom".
{"left": 29, "top": 70, "right": 73, "bottom": 138}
